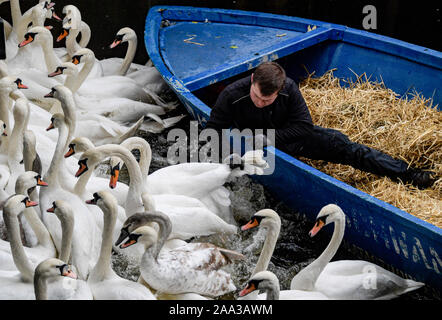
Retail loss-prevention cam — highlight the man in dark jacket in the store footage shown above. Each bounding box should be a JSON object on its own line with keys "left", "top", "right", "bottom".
{"left": 206, "top": 61, "right": 436, "bottom": 189}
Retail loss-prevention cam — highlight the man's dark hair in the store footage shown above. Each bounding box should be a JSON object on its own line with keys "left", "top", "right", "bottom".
{"left": 252, "top": 62, "right": 286, "bottom": 96}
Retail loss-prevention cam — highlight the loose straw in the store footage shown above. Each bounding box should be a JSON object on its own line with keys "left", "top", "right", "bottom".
{"left": 298, "top": 70, "right": 441, "bottom": 227}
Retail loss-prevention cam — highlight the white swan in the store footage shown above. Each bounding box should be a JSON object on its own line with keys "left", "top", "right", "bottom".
{"left": 76, "top": 144, "right": 239, "bottom": 239}
{"left": 0, "top": 195, "right": 90, "bottom": 299}
{"left": 45, "top": 84, "right": 145, "bottom": 147}
{"left": 106, "top": 27, "right": 168, "bottom": 93}
{"left": 290, "top": 204, "right": 425, "bottom": 299}
{"left": 68, "top": 48, "right": 168, "bottom": 106}
{"left": 5, "top": 1, "right": 58, "bottom": 71}
{"left": 39, "top": 113, "right": 100, "bottom": 280}
{"left": 62, "top": 136, "right": 128, "bottom": 209}
{"left": 48, "top": 62, "right": 172, "bottom": 124}
{"left": 109, "top": 137, "right": 269, "bottom": 223}
{"left": 56, "top": 5, "right": 91, "bottom": 60}
{"left": 14, "top": 26, "right": 65, "bottom": 110}
{"left": 85, "top": 190, "right": 156, "bottom": 300}
{"left": 34, "top": 257, "right": 93, "bottom": 300}
{"left": 0, "top": 172, "right": 52, "bottom": 271}
{"left": 239, "top": 271, "right": 328, "bottom": 300}
{"left": 117, "top": 210, "right": 244, "bottom": 297}
{"left": 239, "top": 209, "right": 329, "bottom": 300}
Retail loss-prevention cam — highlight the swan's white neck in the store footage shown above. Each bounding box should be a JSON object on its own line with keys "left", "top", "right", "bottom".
{"left": 0, "top": 90, "right": 11, "bottom": 152}
{"left": 8, "top": 100, "right": 27, "bottom": 164}
{"left": 89, "top": 202, "right": 117, "bottom": 282}
{"left": 10, "top": 0, "right": 22, "bottom": 35}
{"left": 69, "top": 55, "right": 94, "bottom": 93}
{"left": 57, "top": 93, "right": 77, "bottom": 151}
{"left": 65, "top": 29, "right": 82, "bottom": 58}
{"left": 44, "top": 122, "right": 68, "bottom": 188}
{"left": 37, "top": 35, "right": 61, "bottom": 73}
{"left": 34, "top": 273, "right": 49, "bottom": 300}
{"left": 291, "top": 213, "right": 345, "bottom": 291}
{"left": 3, "top": 209, "right": 34, "bottom": 282}
{"left": 118, "top": 37, "right": 137, "bottom": 76}
{"left": 123, "top": 139, "right": 152, "bottom": 178}
{"left": 253, "top": 221, "right": 280, "bottom": 275}
{"left": 59, "top": 215, "right": 74, "bottom": 263}
{"left": 264, "top": 283, "right": 280, "bottom": 300}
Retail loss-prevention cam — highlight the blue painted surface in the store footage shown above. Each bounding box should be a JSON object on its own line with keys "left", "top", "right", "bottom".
{"left": 146, "top": 5, "right": 442, "bottom": 294}
{"left": 161, "top": 22, "right": 303, "bottom": 81}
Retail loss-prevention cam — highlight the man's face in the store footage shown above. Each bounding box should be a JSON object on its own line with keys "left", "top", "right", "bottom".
{"left": 250, "top": 82, "right": 278, "bottom": 108}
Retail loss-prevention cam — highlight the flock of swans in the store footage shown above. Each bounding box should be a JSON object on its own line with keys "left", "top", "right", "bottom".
{"left": 0, "top": 1, "right": 426, "bottom": 300}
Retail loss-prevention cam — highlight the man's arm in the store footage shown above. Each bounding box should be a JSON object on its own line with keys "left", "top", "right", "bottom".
{"left": 205, "top": 89, "right": 234, "bottom": 131}
{"left": 275, "top": 83, "right": 314, "bottom": 146}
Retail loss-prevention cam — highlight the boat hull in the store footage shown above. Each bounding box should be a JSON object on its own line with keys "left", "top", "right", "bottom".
{"left": 145, "top": 6, "right": 442, "bottom": 295}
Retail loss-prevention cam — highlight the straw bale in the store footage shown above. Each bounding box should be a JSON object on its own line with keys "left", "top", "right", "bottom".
{"left": 298, "top": 70, "right": 441, "bottom": 227}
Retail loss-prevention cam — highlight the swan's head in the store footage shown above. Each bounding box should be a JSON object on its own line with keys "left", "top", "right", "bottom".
{"left": 48, "top": 62, "right": 78, "bottom": 77}
{"left": 56, "top": 28, "right": 69, "bottom": 42}
{"left": 0, "top": 121, "right": 7, "bottom": 137}
{"left": 15, "top": 171, "right": 48, "bottom": 195}
{"left": 62, "top": 4, "right": 81, "bottom": 30}
{"left": 3, "top": 194, "right": 38, "bottom": 218}
{"left": 18, "top": 26, "right": 52, "bottom": 48}
{"left": 75, "top": 148, "right": 102, "bottom": 178}
{"left": 110, "top": 27, "right": 136, "bottom": 48}
{"left": 241, "top": 209, "right": 281, "bottom": 232}
{"left": 71, "top": 48, "right": 95, "bottom": 65}
{"left": 46, "top": 200, "right": 75, "bottom": 226}
{"left": 64, "top": 137, "right": 94, "bottom": 158}
{"left": 115, "top": 211, "right": 170, "bottom": 247}
{"left": 119, "top": 225, "right": 158, "bottom": 250}
{"left": 34, "top": 258, "right": 77, "bottom": 282}
{"left": 44, "top": 85, "right": 73, "bottom": 103}
{"left": 85, "top": 190, "right": 118, "bottom": 216}
{"left": 239, "top": 271, "right": 279, "bottom": 297}
{"left": 46, "top": 113, "right": 65, "bottom": 131}
{"left": 0, "top": 77, "right": 27, "bottom": 97}
{"left": 309, "top": 204, "right": 345, "bottom": 237}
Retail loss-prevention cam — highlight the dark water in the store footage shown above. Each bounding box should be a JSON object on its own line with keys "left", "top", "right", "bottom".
{"left": 109, "top": 90, "right": 437, "bottom": 300}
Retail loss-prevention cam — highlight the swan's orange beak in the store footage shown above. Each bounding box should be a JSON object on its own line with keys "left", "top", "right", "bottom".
{"left": 18, "top": 36, "right": 34, "bottom": 48}
{"left": 72, "top": 56, "right": 80, "bottom": 65}
{"left": 48, "top": 69, "right": 62, "bottom": 77}
{"left": 25, "top": 199, "right": 38, "bottom": 207}
{"left": 63, "top": 269, "right": 77, "bottom": 279}
{"left": 309, "top": 219, "right": 325, "bottom": 237}
{"left": 46, "top": 206, "right": 55, "bottom": 213}
{"left": 16, "top": 80, "right": 28, "bottom": 89}
{"left": 75, "top": 162, "right": 88, "bottom": 178}
{"left": 44, "top": 91, "right": 54, "bottom": 98}
{"left": 52, "top": 11, "right": 62, "bottom": 21}
{"left": 109, "top": 39, "right": 121, "bottom": 49}
{"left": 109, "top": 164, "right": 120, "bottom": 189}
{"left": 241, "top": 218, "right": 259, "bottom": 231}
{"left": 239, "top": 282, "right": 256, "bottom": 297}
{"left": 64, "top": 146, "right": 75, "bottom": 158}
{"left": 46, "top": 122, "right": 55, "bottom": 131}
{"left": 37, "top": 177, "right": 48, "bottom": 187}
{"left": 57, "top": 29, "right": 69, "bottom": 42}
{"left": 85, "top": 198, "right": 96, "bottom": 205}
{"left": 120, "top": 239, "right": 136, "bottom": 249}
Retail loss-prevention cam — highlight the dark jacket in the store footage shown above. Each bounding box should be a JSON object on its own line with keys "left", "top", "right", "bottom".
{"left": 205, "top": 75, "right": 314, "bottom": 148}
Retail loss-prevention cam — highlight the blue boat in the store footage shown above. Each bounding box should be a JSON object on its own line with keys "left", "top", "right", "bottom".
{"left": 145, "top": 6, "right": 442, "bottom": 296}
